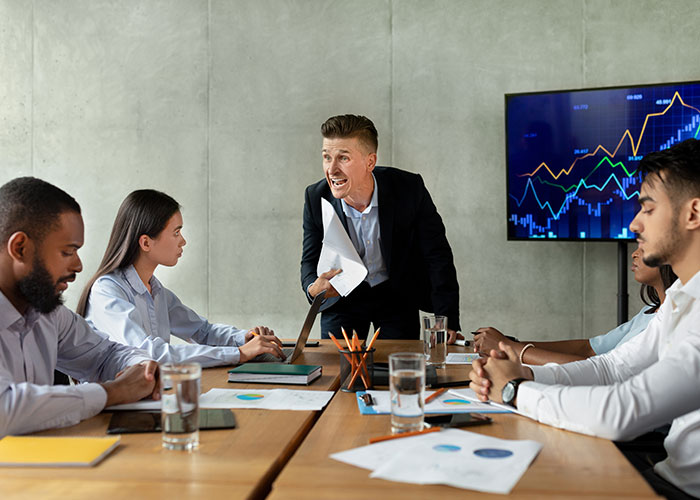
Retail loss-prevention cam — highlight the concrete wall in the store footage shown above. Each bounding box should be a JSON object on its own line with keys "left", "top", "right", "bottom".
{"left": 2, "top": 0, "right": 699, "bottom": 340}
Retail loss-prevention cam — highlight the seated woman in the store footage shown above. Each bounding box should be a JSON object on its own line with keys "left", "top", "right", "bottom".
{"left": 473, "top": 246, "right": 677, "bottom": 365}
{"left": 77, "top": 189, "right": 285, "bottom": 367}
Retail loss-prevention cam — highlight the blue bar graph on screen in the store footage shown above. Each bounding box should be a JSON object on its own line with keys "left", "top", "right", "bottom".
{"left": 506, "top": 81, "right": 700, "bottom": 240}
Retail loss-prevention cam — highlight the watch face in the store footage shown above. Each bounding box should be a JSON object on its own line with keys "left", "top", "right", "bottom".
{"left": 502, "top": 382, "right": 515, "bottom": 404}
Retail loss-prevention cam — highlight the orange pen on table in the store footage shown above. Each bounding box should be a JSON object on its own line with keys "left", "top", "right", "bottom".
{"left": 424, "top": 387, "right": 447, "bottom": 405}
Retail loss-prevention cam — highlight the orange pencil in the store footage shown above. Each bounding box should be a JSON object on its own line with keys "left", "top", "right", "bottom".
{"left": 331, "top": 333, "right": 369, "bottom": 388}
{"left": 350, "top": 332, "right": 370, "bottom": 388}
{"left": 347, "top": 328, "right": 382, "bottom": 388}
{"left": 341, "top": 327, "right": 353, "bottom": 350}
{"left": 425, "top": 387, "right": 447, "bottom": 404}
{"left": 328, "top": 333, "right": 350, "bottom": 358}
{"left": 369, "top": 426, "right": 440, "bottom": 444}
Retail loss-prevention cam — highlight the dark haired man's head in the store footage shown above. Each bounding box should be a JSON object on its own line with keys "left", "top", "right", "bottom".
{"left": 630, "top": 139, "right": 700, "bottom": 273}
{"left": 321, "top": 115, "right": 378, "bottom": 153}
{"left": 637, "top": 138, "right": 700, "bottom": 207}
{"left": 0, "top": 177, "right": 81, "bottom": 248}
{"left": 0, "top": 178, "right": 83, "bottom": 314}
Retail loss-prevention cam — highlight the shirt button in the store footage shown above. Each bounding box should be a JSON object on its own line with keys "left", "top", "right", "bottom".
{"left": 366, "top": 240, "right": 370, "bottom": 245}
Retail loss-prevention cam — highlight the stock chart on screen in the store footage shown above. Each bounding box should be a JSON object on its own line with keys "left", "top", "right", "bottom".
{"left": 506, "top": 81, "right": 700, "bottom": 241}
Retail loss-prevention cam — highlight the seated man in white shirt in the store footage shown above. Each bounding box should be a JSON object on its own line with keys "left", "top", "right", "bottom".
{"left": 0, "top": 177, "right": 159, "bottom": 437}
{"left": 470, "top": 138, "right": 700, "bottom": 500}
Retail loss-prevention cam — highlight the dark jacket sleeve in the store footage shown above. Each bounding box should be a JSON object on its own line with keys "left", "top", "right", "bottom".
{"left": 300, "top": 185, "right": 323, "bottom": 303}
{"left": 413, "top": 175, "right": 461, "bottom": 331}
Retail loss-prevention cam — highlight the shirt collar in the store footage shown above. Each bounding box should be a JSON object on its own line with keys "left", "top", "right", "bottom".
{"left": 0, "top": 289, "right": 41, "bottom": 331}
{"left": 122, "top": 265, "right": 162, "bottom": 296}
{"left": 670, "top": 268, "right": 700, "bottom": 301}
{"left": 341, "top": 174, "right": 379, "bottom": 218}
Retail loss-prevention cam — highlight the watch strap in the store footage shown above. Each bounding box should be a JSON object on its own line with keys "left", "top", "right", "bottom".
{"left": 503, "top": 377, "right": 528, "bottom": 406}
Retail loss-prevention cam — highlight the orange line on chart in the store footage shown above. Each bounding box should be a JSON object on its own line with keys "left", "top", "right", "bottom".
{"left": 519, "top": 92, "right": 700, "bottom": 180}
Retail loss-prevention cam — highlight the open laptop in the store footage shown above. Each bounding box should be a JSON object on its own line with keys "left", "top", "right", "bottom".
{"left": 252, "top": 291, "right": 324, "bottom": 364}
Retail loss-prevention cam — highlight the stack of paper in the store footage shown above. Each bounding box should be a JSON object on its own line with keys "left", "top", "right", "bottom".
{"left": 331, "top": 428, "right": 542, "bottom": 494}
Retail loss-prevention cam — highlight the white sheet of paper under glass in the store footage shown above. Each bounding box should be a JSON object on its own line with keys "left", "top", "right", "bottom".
{"left": 361, "top": 389, "right": 511, "bottom": 414}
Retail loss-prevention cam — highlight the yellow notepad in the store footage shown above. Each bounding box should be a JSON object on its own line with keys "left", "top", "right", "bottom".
{"left": 0, "top": 436, "right": 120, "bottom": 467}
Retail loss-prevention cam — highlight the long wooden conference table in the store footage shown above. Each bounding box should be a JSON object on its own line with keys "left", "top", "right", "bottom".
{"left": 1, "top": 341, "right": 659, "bottom": 499}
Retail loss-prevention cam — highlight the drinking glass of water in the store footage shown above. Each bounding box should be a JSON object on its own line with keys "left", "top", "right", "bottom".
{"left": 389, "top": 352, "right": 425, "bottom": 434}
{"left": 161, "top": 363, "right": 201, "bottom": 450}
{"left": 422, "top": 314, "right": 448, "bottom": 369}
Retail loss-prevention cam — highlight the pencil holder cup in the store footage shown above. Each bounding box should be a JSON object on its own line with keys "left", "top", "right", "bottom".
{"left": 339, "top": 348, "right": 375, "bottom": 392}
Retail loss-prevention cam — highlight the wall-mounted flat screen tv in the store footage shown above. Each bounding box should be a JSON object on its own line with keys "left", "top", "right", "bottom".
{"left": 506, "top": 80, "right": 700, "bottom": 241}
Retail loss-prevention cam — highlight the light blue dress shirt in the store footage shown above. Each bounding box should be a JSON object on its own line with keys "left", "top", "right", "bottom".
{"left": 86, "top": 265, "right": 248, "bottom": 367}
{"left": 341, "top": 175, "right": 389, "bottom": 287}
{"left": 0, "top": 290, "right": 151, "bottom": 437}
{"left": 589, "top": 305, "right": 655, "bottom": 355}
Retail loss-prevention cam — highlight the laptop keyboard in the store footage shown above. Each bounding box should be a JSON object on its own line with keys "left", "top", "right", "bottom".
{"left": 253, "top": 347, "right": 294, "bottom": 363}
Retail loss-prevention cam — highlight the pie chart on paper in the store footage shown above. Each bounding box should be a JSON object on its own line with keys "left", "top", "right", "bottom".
{"left": 443, "top": 399, "right": 471, "bottom": 405}
{"left": 237, "top": 394, "right": 265, "bottom": 401}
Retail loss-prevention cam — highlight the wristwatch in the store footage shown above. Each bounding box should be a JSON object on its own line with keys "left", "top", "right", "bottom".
{"left": 502, "top": 378, "right": 528, "bottom": 407}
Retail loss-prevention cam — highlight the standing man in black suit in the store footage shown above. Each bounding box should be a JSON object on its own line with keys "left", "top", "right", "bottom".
{"left": 301, "top": 114, "right": 461, "bottom": 340}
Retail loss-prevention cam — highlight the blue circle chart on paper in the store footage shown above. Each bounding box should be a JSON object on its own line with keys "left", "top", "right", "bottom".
{"left": 474, "top": 448, "right": 514, "bottom": 459}
{"left": 237, "top": 393, "right": 265, "bottom": 401}
{"left": 443, "top": 399, "right": 470, "bottom": 405}
{"left": 433, "top": 444, "right": 461, "bottom": 453}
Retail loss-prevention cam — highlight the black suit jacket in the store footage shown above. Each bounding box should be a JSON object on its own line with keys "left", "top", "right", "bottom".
{"left": 301, "top": 166, "right": 461, "bottom": 331}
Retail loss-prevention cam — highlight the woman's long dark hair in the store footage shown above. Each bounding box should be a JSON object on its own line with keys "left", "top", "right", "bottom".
{"left": 76, "top": 189, "right": 180, "bottom": 316}
{"left": 641, "top": 264, "right": 677, "bottom": 313}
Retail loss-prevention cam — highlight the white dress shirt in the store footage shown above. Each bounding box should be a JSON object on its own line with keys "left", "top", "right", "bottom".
{"left": 341, "top": 175, "right": 389, "bottom": 287}
{"left": 86, "top": 265, "right": 248, "bottom": 367}
{"left": 0, "top": 290, "right": 151, "bottom": 437}
{"left": 518, "top": 271, "right": 700, "bottom": 497}
{"left": 589, "top": 305, "right": 655, "bottom": 354}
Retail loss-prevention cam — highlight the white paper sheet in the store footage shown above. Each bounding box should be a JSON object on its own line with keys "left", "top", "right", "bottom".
{"left": 105, "top": 400, "right": 161, "bottom": 411}
{"left": 199, "top": 388, "right": 334, "bottom": 411}
{"left": 370, "top": 428, "right": 542, "bottom": 494}
{"left": 446, "top": 352, "right": 480, "bottom": 364}
{"left": 330, "top": 431, "right": 439, "bottom": 471}
{"left": 332, "top": 428, "right": 542, "bottom": 494}
{"left": 446, "top": 389, "right": 517, "bottom": 413}
{"left": 106, "top": 390, "right": 334, "bottom": 412}
{"left": 361, "top": 389, "right": 511, "bottom": 414}
{"left": 316, "top": 198, "right": 367, "bottom": 296}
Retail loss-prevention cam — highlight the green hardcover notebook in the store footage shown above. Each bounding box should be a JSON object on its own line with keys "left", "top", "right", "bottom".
{"left": 228, "top": 363, "right": 322, "bottom": 385}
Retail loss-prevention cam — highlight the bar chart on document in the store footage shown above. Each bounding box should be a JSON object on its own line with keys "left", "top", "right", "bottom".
{"left": 506, "top": 82, "right": 700, "bottom": 240}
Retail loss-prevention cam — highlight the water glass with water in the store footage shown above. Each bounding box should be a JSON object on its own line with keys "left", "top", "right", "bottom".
{"left": 389, "top": 352, "right": 425, "bottom": 434}
{"left": 422, "top": 314, "right": 448, "bottom": 369}
{"left": 161, "top": 363, "right": 201, "bottom": 450}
